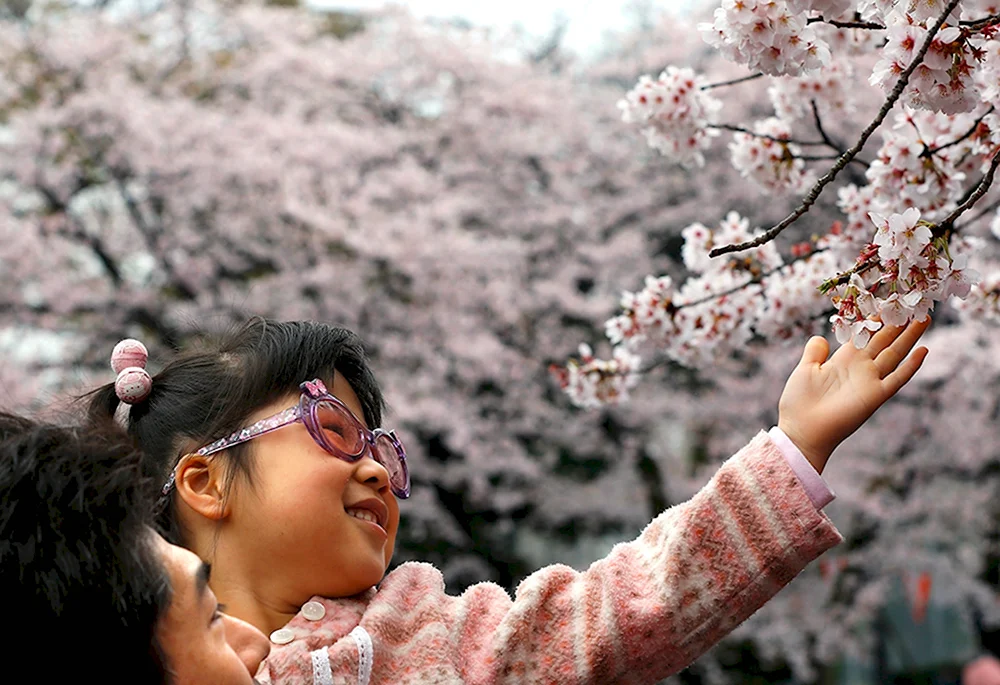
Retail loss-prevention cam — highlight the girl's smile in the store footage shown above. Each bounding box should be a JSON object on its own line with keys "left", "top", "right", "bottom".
{"left": 345, "top": 497, "right": 389, "bottom": 536}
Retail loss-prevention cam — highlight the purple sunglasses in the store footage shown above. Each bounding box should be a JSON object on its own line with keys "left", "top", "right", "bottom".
{"left": 161, "top": 378, "right": 410, "bottom": 499}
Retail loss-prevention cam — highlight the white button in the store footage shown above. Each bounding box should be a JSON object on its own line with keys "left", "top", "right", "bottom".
{"left": 270, "top": 628, "right": 295, "bottom": 645}
{"left": 302, "top": 601, "right": 326, "bottom": 621}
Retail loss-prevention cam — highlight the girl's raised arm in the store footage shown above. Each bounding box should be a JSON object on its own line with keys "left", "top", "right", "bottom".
{"left": 441, "top": 320, "right": 925, "bottom": 683}
{"left": 428, "top": 430, "right": 842, "bottom": 683}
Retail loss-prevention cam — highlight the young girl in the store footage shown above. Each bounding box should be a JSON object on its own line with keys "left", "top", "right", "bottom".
{"left": 88, "top": 317, "right": 929, "bottom": 684}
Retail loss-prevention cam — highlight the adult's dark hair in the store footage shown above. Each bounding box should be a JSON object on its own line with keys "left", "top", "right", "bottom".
{"left": 0, "top": 413, "right": 170, "bottom": 682}
{"left": 87, "top": 318, "right": 386, "bottom": 543}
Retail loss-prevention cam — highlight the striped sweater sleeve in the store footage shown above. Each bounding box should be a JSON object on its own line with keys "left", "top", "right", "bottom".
{"left": 452, "top": 430, "right": 843, "bottom": 684}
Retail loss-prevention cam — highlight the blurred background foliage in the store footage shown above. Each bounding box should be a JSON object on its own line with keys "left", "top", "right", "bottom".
{"left": 1, "top": 1, "right": 998, "bottom": 682}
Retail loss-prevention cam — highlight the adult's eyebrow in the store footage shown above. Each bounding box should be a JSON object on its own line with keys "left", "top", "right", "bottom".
{"left": 196, "top": 562, "right": 212, "bottom": 601}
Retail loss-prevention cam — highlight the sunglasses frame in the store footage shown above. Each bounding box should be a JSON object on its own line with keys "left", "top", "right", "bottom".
{"left": 161, "top": 378, "right": 410, "bottom": 499}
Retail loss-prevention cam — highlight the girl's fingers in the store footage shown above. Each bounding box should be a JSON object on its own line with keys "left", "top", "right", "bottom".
{"left": 799, "top": 336, "right": 830, "bottom": 366}
{"left": 881, "top": 346, "right": 929, "bottom": 396}
{"left": 863, "top": 321, "right": 906, "bottom": 359}
{"left": 874, "top": 318, "right": 931, "bottom": 377}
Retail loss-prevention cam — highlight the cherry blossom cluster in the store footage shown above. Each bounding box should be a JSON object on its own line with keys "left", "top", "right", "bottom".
{"left": 834, "top": 185, "right": 884, "bottom": 252}
{"left": 757, "top": 249, "right": 840, "bottom": 340}
{"left": 605, "top": 213, "right": 780, "bottom": 367}
{"left": 864, "top": 109, "right": 976, "bottom": 220}
{"left": 549, "top": 344, "right": 641, "bottom": 409}
{"left": 557, "top": 213, "right": 806, "bottom": 401}
{"left": 834, "top": 108, "right": 998, "bottom": 248}
{"left": 616, "top": 66, "right": 721, "bottom": 168}
{"left": 555, "top": 207, "right": 878, "bottom": 404}
{"left": 768, "top": 59, "right": 856, "bottom": 123}
{"left": 699, "top": 0, "right": 852, "bottom": 77}
{"left": 871, "top": 21, "right": 973, "bottom": 114}
{"left": 557, "top": 194, "right": 994, "bottom": 405}
{"left": 953, "top": 230, "right": 1000, "bottom": 323}
{"left": 828, "top": 208, "right": 979, "bottom": 345}
{"left": 978, "top": 33, "right": 1000, "bottom": 107}
{"left": 954, "top": 269, "right": 1000, "bottom": 322}
{"left": 729, "top": 117, "right": 815, "bottom": 194}
{"left": 870, "top": 3, "right": 1000, "bottom": 115}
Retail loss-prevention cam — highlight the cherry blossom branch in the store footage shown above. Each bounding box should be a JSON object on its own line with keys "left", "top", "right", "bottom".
{"left": 795, "top": 154, "right": 870, "bottom": 168}
{"left": 961, "top": 13, "right": 1000, "bottom": 31}
{"left": 811, "top": 99, "right": 843, "bottom": 152}
{"left": 673, "top": 248, "right": 828, "bottom": 310}
{"left": 820, "top": 150, "right": 1000, "bottom": 291}
{"left": 818, "top": 258, "right": 879, "bottom": 293}
{"left": 923, "top": 105, "right": 995, "bottom": 157}
{"left": 956, "top": 197, "right": 1000, "bottom": 231}
{"left": 708, "top": 0, "right": 963, "bottom": 259}
{"left": 699, "top": 72, "right": 764, "bottom": 90}
{"left": 938, "top": 149, "right": 1000, "bottom": 230}
{"left": 808, "top": 100, "right": 871, "bottom": 170}
{"left": 710, "top": 123, "right": 827, "bottom": 146}
{"left": 806, "top": 16, "right": 885, "bottom": 30}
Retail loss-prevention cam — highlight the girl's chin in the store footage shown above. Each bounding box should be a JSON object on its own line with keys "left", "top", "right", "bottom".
{"left": 327, "top": 563, "right": 388, "bottom": 597}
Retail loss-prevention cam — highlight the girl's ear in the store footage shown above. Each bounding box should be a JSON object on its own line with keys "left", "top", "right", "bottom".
{"left": 174, "top": 454, "right": 230, "bottom": 521}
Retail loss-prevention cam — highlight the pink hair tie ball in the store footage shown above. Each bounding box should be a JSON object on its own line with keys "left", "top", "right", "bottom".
{"left": 111, "top": 339, "right": 149, "bottom": 374}
{"left": 111, "top": 338, "right": 152, "bottom": 404}
{"left": 115, "top": 367, "right": 153, "bottom": 404}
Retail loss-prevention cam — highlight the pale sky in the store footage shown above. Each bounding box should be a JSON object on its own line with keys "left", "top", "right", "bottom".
{"left": 311, "top": 0, "right": 694, "bottom": 55}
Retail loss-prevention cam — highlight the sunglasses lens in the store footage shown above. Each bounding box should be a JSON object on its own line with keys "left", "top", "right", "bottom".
{"left": 374, "top": 433, "right": 408, "bottom": 497}
{"left": 315, "top": 401, "right": 364, "bottom": 455}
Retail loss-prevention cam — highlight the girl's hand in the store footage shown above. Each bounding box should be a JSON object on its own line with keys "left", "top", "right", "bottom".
{"left": 777, "top": 318, "right": 931, "bottom": 474}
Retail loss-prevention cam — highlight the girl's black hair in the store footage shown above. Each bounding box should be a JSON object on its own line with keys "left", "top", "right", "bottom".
{"left": 87, "top": 318, "right": 386, "bottom": 543}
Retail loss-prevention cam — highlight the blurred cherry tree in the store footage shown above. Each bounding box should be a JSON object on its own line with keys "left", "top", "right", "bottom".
{"left": 1, "top": 0, "right": 999, "bottom": 682}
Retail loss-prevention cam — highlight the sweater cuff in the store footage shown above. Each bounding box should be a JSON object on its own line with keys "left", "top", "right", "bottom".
{"left": 768, "top": 426, "right": 835, "bottom": 510}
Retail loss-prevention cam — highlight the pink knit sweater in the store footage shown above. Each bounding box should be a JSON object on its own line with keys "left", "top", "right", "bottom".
{"left": 256, "top": 431, "right": 843, "bottom": 685}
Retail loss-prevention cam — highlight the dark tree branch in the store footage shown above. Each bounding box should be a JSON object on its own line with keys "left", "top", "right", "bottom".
{"left": 124, "top": 306, "right": 183, "bottom": 350}
{"left": 923, "top": 105, "right": 995, "bottom": 157}
{"left": 710, "top": 123, "right": 827, "bottom": 146}
{"left": 63, "top": 217, "right": 124, "bottom": 286}
{"left": 818, "top": 258, "right": 879, "bottom": 293}
{"left": 810, "top": 99, "right": 844, "bottom": 152}
{"left": 961, "top": 13, "right": 1000, "bottom": 31}
{"left": 700, "top": 72, "right": 764, "bottom": 90}
{"left": 807, "top": 15, "right": 886, "bottom": 30}
{"left": 820, "top": 149, "right": 1000, "bottom": 291}
{"left": 795, "top": 154, "right": 870, "bottom": 168}
{"left": 530, "top": 14, "right": 569, "bottom": 64}
{"left": 956, "top": 197, "right": 1000, "bottom": 231}
{"left": 939, "top": 149, "right": 1000, "bottom": 230}
{"left": 111, "top": 172, "right": 197, "bottom": 301}
{"left": 628, "top": 248, "right": 829, "bottom": 324}
{"left": 709, "top": 0, "right": 963, "bottom": 259}
{"left": 33, "top": 180, "right": 124, "bottom": 287}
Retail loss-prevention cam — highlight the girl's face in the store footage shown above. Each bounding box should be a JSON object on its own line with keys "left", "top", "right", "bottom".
{"left": 226, "top": 374, "right": 400, "bottom": 603}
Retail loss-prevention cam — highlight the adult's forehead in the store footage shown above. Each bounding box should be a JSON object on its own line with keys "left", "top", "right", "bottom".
{"left": 150, "top": 531, "right": 201, "bottom": 589}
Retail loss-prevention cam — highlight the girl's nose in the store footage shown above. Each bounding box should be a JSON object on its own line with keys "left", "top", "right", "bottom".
{"left": 355, "top": 446, "right": 391, "bottom": 491}
{"left": 222, "top": 613, "right": 271, "bottom": 676}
